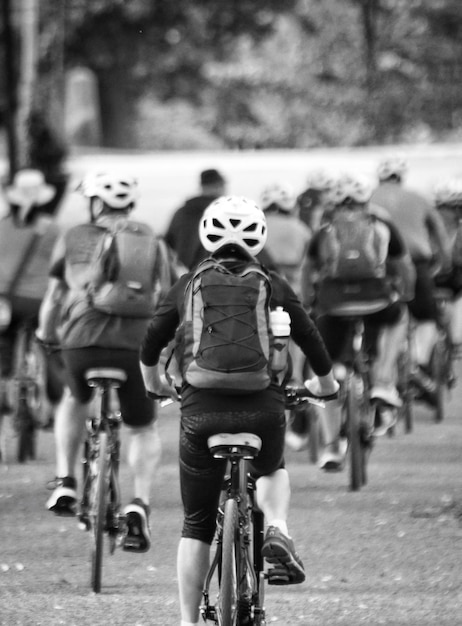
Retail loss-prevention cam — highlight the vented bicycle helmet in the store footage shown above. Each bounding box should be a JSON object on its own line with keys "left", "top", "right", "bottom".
{"left": 79, "top": 171, "right": 139, "bottom": 209}
{"left": 325, "top": 172, "right": 373, "bottom": 206}
{"left": 377, "top": 155, "right": 407, "bottom": 182}
{"left": 260, "top": 182, "right": 297, "bottom": 213}
{"left": 304, "top": 168, "right": 337, "bottom": 192}
{"left": 199, "top": 196, "right": 267, "bottom": 256}
{"left": 434, "top": 179, "right": 462, "bottom": 208}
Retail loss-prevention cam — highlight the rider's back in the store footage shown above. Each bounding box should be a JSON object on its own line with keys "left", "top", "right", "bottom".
{"left": 371, "top": 182, "right": 435, "bottom": 262}
{"left": 264, "top": 211, "right": 311, "bottom": 293}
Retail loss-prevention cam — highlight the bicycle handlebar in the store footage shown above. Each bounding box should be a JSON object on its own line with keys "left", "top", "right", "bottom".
{"left": 148, "top": 385, "right": 338, "bottom": 408}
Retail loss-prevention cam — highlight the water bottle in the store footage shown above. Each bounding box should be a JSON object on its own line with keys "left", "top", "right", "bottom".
{"left": 270, "top": 307, "right": 291, "bottom": 373}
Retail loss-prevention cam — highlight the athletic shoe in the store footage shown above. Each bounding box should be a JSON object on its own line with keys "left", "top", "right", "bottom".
{"left": 410, "top": 367, "right": 437, "bottom": 407}
{"left": 46, "top": 476, "right": 78, "bottom": 516}
{"left": 374, "top": 407, "right": 397, "bottom": 437}
{"left": 262, "top": 526, "right": 305, "bottom": 585}
{"left": 285, "top": 430, "right": 309, "bottom": 452}
{"left": 370, "top": 385, "right": 402, "bottom": 408}
{"left": 122, "top": 498, "right": 151, "bottom": 553}
{"left": 318, "top": 438, "right": 348, "bottom": 472}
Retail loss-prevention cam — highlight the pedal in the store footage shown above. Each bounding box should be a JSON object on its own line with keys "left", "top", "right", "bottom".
{"left": 78, "top": 513, "right": 91, "bottom": 531}
{"left": 267, "top": 566, "right": 290, "bottom": 585}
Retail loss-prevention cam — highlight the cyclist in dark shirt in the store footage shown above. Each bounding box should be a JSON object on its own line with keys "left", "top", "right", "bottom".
{"left": 140, "top": 195, "right": 339, "bottom": 626}
{"left": 165, "top": 168, "right": 227, "bottom": 272}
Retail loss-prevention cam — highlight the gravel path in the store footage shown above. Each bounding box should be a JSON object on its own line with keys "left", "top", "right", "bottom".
{"left": 1, "top": 360, "right": 462, "bottom": 625}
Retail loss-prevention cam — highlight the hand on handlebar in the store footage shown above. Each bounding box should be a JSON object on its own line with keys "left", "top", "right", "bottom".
{"left": 304, "top": 373, "right": 340, "bottom": 399}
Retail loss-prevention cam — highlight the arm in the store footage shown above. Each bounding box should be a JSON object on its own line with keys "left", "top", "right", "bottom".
{"left": 36, "top": 277, "right": 67, "bottom": 344}
{"left": 426, "top": 208, "right": 452, "bottom": 272}
{"left": 271, "top": 273, "right": 338, "bottom": 396}
{"left": 139, "top": 276, "right": 186, "bottom": 397}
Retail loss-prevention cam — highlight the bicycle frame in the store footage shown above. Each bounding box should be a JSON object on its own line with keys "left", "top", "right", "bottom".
{"left": 79, "top": 369, "right": 126, "bottom": 593}
{"left": 337, "top": 317, "right": 375, "bottom": 491}
{"left": 201, "top": 433, "right": 265, "bottom": 626}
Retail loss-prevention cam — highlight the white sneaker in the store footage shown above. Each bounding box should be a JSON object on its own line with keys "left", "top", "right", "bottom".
{"left": 374, "top": 407, "right": 397, "bottom": 437}
{"left": 285, "top": 430, "right": 309, "bottom": 452}
{"left": 370, "top": 385, "right": 402, "bottom": 408}
{"left": 318, "top": 438, "right": 347, "bottom": 472}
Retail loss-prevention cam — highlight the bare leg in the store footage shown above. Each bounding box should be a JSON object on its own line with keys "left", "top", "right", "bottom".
{"left": 54, "top": 388, "right": 88, "bottom": 478}
{"left": 177, "top": 537, "right": 210, "bottom": 624}
{"left": 126, "top": 421, "right": 162, "bottom": 505}
{"left": 255, "top": 468, "right": 290, "bottom": 530}
{"left": 373, "top": 308, "right": 408, "bottom": 388}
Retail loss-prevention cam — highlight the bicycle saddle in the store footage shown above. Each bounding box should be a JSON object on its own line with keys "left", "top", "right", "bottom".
{"left": 85, "top": 368, "right": 127, "bottom": 384}
{"left": 207, "top": 432, "right": 262, "bottom": 459}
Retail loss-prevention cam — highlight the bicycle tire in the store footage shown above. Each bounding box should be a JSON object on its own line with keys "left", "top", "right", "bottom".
{"left": 91, "top": 430, "right": 109, "bottom": 593}
{"left": 431, "top": 338, "right": 447, "bottom": 423}
{"left": 307, "top": 406, "right": 321, "bottom": 464}
{"left": 397, "top": 351, "right": 413, "bottom": 434}
{"left": 16, "top": 400, "right": 36, "bottom": 463}
{"left": 347, "top": 373, "right": 364, "bottom": 492}
{"left": 218, "top": 498, "right": 239, "bottom": 626}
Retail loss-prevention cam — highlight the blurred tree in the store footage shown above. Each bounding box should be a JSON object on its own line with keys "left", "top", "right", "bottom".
{"left": 2, "top": 0, "right": 462, "bottom": 150}
{"left": 59, "top": 0, "right": 296, "bottom": 148}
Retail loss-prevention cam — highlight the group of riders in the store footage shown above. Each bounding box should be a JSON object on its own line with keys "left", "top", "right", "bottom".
{"left": 1, "top": 155, "right": 461, "bottom": 626}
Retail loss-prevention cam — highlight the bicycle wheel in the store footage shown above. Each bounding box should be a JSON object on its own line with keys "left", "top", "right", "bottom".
{"left": 15, "top": 399, "right": 36, "bottom": 463}
{"left": 11, "top": 326, "right": 39, "bottom": 462}
{"left": 251, "top": 509, "right": 266, "bottom": 626}
{"left": 218, "top": 498, "right": 239, "bottom": 626}
{"left": 397, "top": 351, "right": 414, "bottom": 434}
{"left": 346, "top": 373, "right": 364, "bottom": 492}
{"left": 91, "top": 430, "right": 109, "bottom": 593}
{"left": 430, "top": 337, "right": 447, "bottom": 423}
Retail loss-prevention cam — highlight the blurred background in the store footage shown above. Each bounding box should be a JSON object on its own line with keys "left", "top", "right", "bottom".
{"left": 1, "top": 0, "right": 462, "bottom": 228}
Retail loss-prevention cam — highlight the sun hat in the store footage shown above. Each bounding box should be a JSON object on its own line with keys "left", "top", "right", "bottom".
{"left": 5, "top": 169, "right": 56, "bottom": 207}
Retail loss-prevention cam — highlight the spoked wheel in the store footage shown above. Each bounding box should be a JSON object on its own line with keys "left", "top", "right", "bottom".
{"left": 91, "top": 430, "right": 109, "bottom": 593}
{"left": 12, "top": 326, "right": 41, "bottom": 462}
{"left": 397, "top": 351, "right": 414, "bottom": 434}
{"left": 218, "top": 498, "right": 239, "bottom": 626}
{"left": 15, "top": 399, "right": 36, "bottom": 463}
{"left": 346, "top": 373, "right": 367, "bottom": 492}
{"left": 430, "top": 338, "right": 448, "bottom": 424}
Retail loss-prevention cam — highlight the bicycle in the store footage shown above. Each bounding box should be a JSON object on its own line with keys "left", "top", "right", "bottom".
{"left": 430, "top": 288, "right": 457, "bottom": 423}
{"left": 200, "top": 386, "right": 332, "bottom": 626}
{"left": 78, "top": 367, "right": 127, "bottom": 594}
{"left": 331, "top": 308, "right": 392, "bottom": 492}
{"left": 396, "top": 310, "right": 416, "bottom": 434}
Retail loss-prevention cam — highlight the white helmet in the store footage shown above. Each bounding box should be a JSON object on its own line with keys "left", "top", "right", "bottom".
{"left": 325, "top": 172, "right": 373, "bottom": 206}
{"left": 434, "top": 179, "right": 462, "bottom": 208}
{"left": 377, "top": 155, "right": 407, "bottom": 182}
{"left": 79, "top": 171, "right": 139, "bottom": 209}
{"left": 304, "top": 168, "right": 337, "bottom": 192}
{"left": 260, "top": 182, "right": 297, "bottom": 213}
{"left": 199, "top": 196, "right": 267, "bottom": 256}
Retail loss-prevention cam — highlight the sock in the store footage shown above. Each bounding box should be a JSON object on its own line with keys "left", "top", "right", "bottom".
{"left": 267, "top": 519, "right": 289, "bottom": 537}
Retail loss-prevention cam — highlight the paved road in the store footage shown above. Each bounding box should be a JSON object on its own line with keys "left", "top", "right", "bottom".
{"left": 0, "top": 360, "right": 461, "bottom": 625}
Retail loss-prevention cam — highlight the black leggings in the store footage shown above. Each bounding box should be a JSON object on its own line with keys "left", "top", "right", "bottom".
{"left": 180, "top": 410, "right": 286, "bottom": 544}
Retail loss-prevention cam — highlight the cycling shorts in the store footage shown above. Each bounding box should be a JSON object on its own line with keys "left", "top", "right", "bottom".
{"left": 61, "top": 347, "right": 155, "bottom": 427}
{"left": 408, "top": 260, "right": 439, "bottom": 321}
{"left": 180, "top": 410, "right": 286, "bottom": 544}
{"left": 316, "top": 301, "right": 403, "bottom": 362}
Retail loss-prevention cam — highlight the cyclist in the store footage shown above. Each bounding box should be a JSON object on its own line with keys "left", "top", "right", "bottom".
{"left": 297, "top": 167, "right": 336, "bottom": 232}
{"left": 260, "top": 181, "right": 313, "bottom": 450}
{"left": 433, "top": 178, "right": 462, "bottom": 357}
{"left": 0, "top": 169, "right": 62, "bottom": 444}
{"left": 165, "top": 168, "right": 227, "bottom": 273}
{"left": 304, "top": 172, "right": 411, "bottom": 470}
{"left": 371, "top": 155, "right": 452, "bottom": 405}
{"left": 139, "top": 196, "right": 339, "bottom": 626}
{"left": 36, "top": 171, "right": 172, "bottom": 553}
